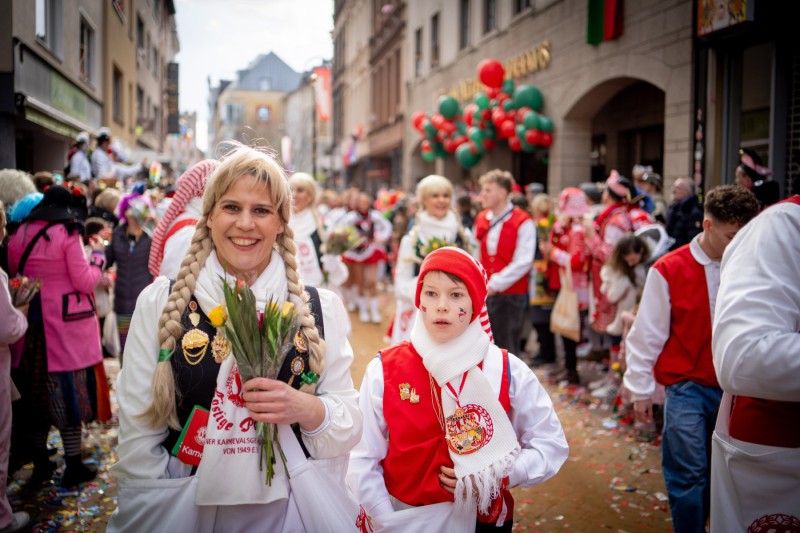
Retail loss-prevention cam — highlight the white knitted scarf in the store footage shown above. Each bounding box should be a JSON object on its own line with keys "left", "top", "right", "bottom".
{"left": 410, "top": 315, "right": 520, "bottom": 513}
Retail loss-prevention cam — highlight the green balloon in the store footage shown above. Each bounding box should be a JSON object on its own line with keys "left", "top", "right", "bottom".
{"left": 502, "top": 99, "right": 516, "bottom": 112}
{"left": 423, "top": 120, "right": 437, "bottom": 139}
{"left": 515, "top": 124, "right": 527, "bottom": 140}
{"left": 438, "top": 95, "right": 461, "bottom": 120}
{"left": 523, "top": 111, "right": 540, "bottom": 130}
{"left": 468, "top": 127, "right": 485, "bottom": 144}
{"left": 520, "top": 136, "right": 536, "bottom": 153}
{"left": 474, "top": 93, "right": 490, "bottom": 111}
{"left": 457, "top": 121, "right": 468, "bottom": 134}
{"left": 421, "top": 149, "right": 436, "bottom": 162}
{"left": 501, "top": 79, "right": 515, "bottom": 95}
{"left": 513, "top": 84, "right": 544, "bottom": 111}
{"left": 433, "top": 142, "right": 447, "bottom": 158}
{"left": 456, "top": 144, "right": 481, "bottom": 168}
{"left": 484, "top": 125, "right": 496, "bottom": 139}
{"left": 538, "top": 115, "right": 554, "bottom": 133}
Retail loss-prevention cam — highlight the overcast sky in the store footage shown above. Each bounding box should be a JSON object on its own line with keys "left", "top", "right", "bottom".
{"left": 174, "top": 0, "right": 334, "bottom": 152}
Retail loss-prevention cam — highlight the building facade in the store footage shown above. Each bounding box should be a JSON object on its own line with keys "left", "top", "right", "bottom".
{"left": 104, "top": 0, "right": 137, "bottom": 150}
{"left": 284, "top": 65, "right": 333, "bottom": 179}
{"left": 207, "top": 52, "right": 301, "bottom": 155}
{"left": 404, "top": 0, "right": 695, "bottom": 194}
{"left": 332, "top": 0, "right": 375, "bottom": 191}
{"left": 1, "top": 0, "right": 105, "bottom": 172}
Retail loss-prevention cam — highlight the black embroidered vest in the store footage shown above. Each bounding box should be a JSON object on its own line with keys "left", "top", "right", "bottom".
{"left": 161, "top": 286, "right": 326, "bottom": 456}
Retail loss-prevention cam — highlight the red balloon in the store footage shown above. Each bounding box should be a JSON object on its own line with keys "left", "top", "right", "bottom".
{"left": 497, "top": 93, "right": 510, "bottom": 106}
{"left": 491, "top": 108, "right": 507, "bottom": 128}
{"left": 488, "top": 87, "right": 501, "bottom": 99}
{"left": 517, "top": 107, "right": 532, "bottom": 123}
{"left": 454, "top": 135, "right": 468, "bottom": 146}
{"left": 481, "top": 109, "right": 492, "bottom": 122}
{"left": 540, "top": 132, "right": 553, "bottom": 147}
{"left": 443, "top": 139, "right": 456, "bottom": 153}
{"left": 412, "top": 111, "right": 427, "bottom": 132}
{"left": 430, "top": 113, "right": 445, "bottom": 129}
{"left": 499, "top": 120, "right": 516, "bottom": 139}
{"left": 478, "top": 59, "right": 505, "bottom": 89}
{"left": 525, "top": 129, "right": 542, "bottom": 145}
{"left": 441, "top": 120, "right": 457, "bottom": 135}
{"left": 421, "top": 139, "right": 432, "bottom": 152}
{"left": 509, "top": 136, "right": 522, "bottom": 152}
{"left": 436, "top": 130, "right": 446, "bottom": 142}
{"left": 482, "top": 138, "right": 496, "bottom": 151}
{"left": 507, "top": 109, "right": 517, "bottom": 121}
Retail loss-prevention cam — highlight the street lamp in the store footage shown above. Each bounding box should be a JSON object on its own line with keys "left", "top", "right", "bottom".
{"left": 309, "top": 71, "right": 318, "bottom": 179}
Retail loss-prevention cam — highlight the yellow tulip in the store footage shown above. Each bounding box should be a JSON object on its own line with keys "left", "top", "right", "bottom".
{"left": 611, "top": 362, "right": 621, "bottom": 371}
{"left": 268, "top": 302, "right": 279, "bottom": 315}
{"left": 208, "top": 305, "right": 227, "bottom": 328}
{"left": 280, "top": 301, "right": 295, "bottom": 318}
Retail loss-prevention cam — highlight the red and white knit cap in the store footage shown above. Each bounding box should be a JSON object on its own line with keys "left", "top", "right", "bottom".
{"left": 415, "top": 247, "right": 493, "bottom": 340}
{"left": 558, "top": 187, "right": 590, "bottom": 218}
{"left": 148, "top": 159, "right": 218, "bottom": 276}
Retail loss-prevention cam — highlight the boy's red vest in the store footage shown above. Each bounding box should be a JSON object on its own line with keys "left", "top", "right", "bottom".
{"left": 729, "top": 195, "right": 800, "bottom": 447}
{"left": 380, "top": 341, "right": 513, "bottom": 521}
{"left": 474, "top": 208, "right": 530, "bottom": 295}
{"left": 651, "top": 244, "right": 718, "bottom": 388}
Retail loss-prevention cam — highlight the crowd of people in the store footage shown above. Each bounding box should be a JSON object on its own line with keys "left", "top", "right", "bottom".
{"left": 0, "top": 131, "right": 796, "bottom": 532}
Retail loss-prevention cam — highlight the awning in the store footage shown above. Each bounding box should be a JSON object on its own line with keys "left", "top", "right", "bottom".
{"left": 23, "top": 95, "right": 99, "bottom": 140}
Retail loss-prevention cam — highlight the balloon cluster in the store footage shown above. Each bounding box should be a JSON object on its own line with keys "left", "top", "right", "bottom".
{"left": 412, "top": 59, "right": 554, "bottom": 169}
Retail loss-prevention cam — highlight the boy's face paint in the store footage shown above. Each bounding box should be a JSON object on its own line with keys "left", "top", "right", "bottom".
{"left": 418, "top": 271, "right": 473, "bottom": 343}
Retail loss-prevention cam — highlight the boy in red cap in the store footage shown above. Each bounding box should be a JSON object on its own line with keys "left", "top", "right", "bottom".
{"left": 349, "top": 246, "right": 568, "bottom": 532}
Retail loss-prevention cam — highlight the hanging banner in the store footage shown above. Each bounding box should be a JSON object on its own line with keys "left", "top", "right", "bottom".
{"left": 313, "top": 66, "right": 332, "bottom": 122}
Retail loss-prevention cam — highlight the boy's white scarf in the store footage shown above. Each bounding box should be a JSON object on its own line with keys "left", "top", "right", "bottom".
{"left": 193, "top": 250, "right": 297, "bottom": 506}
{"left": 415, "top": 210, "right": 460, "bottom": 244}
{"left": 410, "top": 315, "right": 520, "bottom": 513}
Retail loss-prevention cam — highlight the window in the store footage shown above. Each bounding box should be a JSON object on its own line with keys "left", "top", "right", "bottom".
{"left": 513, "top": 0, "right": 531, "bottom": 15}
{"left": 153, "top": 48, "right": 159, "bottom": 77}
{"left": 414, "top": 28, "right": 423, "bottom": 78}
{"left": 136, "top": 85, "right": 144, "bottom": 119}
{"left": 258, "top": 77, "right": 272, "bottom": 91}
{"left": 257, "top": 106, "right": 271, "bottom": 123}
{"left": 484, "top": 0, "right": 496, "bottom": 33}
{"left": 459, "top": 0, "right": 470, "bottom": 50}
{"left": 430, "top": 12, "right": 440, "bottom": 68}
{"left": 136, "top": 15, "right": 144, "bottom": 49}
{"left": 394, "top": 48, "right": 401, "bottom": 113}
{"left": 145, "top": 33, "right": 151, "bottom": 69}
{"left": 35, "top": 0, "right": 63, "bottom": 55}
{"left": 113, "top": 66, "right": 123, "bottom": 123}
{"left": 223, "top": 103, "right": 243, "bottom": 125}
{"left": 152, "top": 0, "right": 161, "bottom": 21}
{"left": 79, "top": 18, "right": 94, "bottom": 83}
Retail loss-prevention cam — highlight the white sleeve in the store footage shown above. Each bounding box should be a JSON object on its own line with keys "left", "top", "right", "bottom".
{"left": 114, "top": 162, "right": 143, "bottom": 179}
{"left": 347, "top": 357, "right": 395, "bottom": 519}
{"left": 371, "top": 211, "right": 393, "bottom": 244}
{"left": 158, "top": 226, "right": 195, "bottom": 280}
{"left": 393, "top": 235, "right": 418, "bottom": 304}
{"left": 506, "top": 354, "right": 569, "bottom": 488}
{"left": 487, "top": 219, "right": 535, "bottom": 293}
{"left": 321, "top": 254, "right": 349, "bottom": 287}
{"left": 300, "top": 288, "right": 363, "bottom": 458}
{"left": 622, "top": 268, "right": 671, "bottom": 401}
{"left": 112, "top": 277, "right": 172, "bottom": 480}
{"left": 713, "top": 203, "right": 800, "bottom": 401}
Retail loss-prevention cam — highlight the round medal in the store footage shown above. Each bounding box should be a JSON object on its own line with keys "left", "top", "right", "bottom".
{"left": 293, "top": 331, "right": 308, "bottom": 353}
{"left": 444, "top": 404, "right": 494, "bottom": 455}
{"left": 290, "top": 356, "right": 305, "bottom": 376}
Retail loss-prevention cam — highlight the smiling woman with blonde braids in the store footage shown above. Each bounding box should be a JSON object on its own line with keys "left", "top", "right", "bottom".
{"left": 108, "top": 143, "right": 362, "bottom": 531}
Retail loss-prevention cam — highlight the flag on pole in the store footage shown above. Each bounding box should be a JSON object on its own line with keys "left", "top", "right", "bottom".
{"left": 587, "top": 0, "right": 623, "bottom": 45}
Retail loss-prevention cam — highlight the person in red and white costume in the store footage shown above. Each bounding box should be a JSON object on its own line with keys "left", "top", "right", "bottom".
{"left": 339, "top": 192, "right": 392, "bottom": 324}
{"left": 623, "top": 185, "right": 760, "bottom": 532}
{"left": 391, "top": 174, "right": 475, "bottom": 344}
{"left": 710, "top": 195, "right": 800, "bottom": 532}
{"left": 474, "top": 170, "right": 535, "bottom": 353}
{"left": 148, "top": 160, "right": 218, "bottom": 279}
{"left": 349, "top": 247, "right": 567, "bottom": 532}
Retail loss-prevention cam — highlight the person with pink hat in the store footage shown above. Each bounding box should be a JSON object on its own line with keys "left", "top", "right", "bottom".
{"left": 538, "top": 188, "right": 591, "bottom": 384}
{"left": 349, "top": 246, "right": 567, "bottom": 532}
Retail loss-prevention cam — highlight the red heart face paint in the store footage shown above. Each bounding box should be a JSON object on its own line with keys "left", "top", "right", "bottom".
{"left": 458, "top": 308, "right": 467, "bottom": 322}
{"left": 420, "top": 305, "right": 427, "bottom": 313}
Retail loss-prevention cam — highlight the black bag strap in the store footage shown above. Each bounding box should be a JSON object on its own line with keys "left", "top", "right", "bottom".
{"left": 17, "top": 222, "right": 58, "bottom": 275}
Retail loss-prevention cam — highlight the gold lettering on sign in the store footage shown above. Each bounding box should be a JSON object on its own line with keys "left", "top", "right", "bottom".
{"left": 439, "top": 41, "right": 552, "bottom": 102}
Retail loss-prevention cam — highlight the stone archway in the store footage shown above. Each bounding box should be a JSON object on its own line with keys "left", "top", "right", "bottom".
{"left": 546, "top": 53, "right": 692, "bottom": 193}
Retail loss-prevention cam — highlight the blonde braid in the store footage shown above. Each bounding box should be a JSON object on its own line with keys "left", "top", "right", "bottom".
{"left": 141, "top": 217, "right": 213, "bottom": 429}
{"left": 278, "top": 226, "right": 325, "bottom": 392}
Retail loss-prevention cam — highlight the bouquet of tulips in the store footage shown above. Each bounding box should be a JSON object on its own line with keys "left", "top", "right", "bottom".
{"left": 536, "top": 213, "right": 556, "bottom": 243}
{"left": 418, "top": 236, "right": 453, "bottom": 258}
{"left": 323, "top": 226, "right": 363, "bottom": 256}
{"left": 212, "top": 276, "right": 299, "bottom": 485}
{"left": 8, "top": 275, "right": 42, "bottom": 307}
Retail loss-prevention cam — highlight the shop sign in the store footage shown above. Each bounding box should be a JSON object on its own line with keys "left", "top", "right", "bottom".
{"left": 50, "top": 72, "right": 88, "bottom": 122}
{"left": 697, "top": 0, "right": 754, "bottom": 37}
{"left": 442, "top": 41, "right": 551, "bottom": 102}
